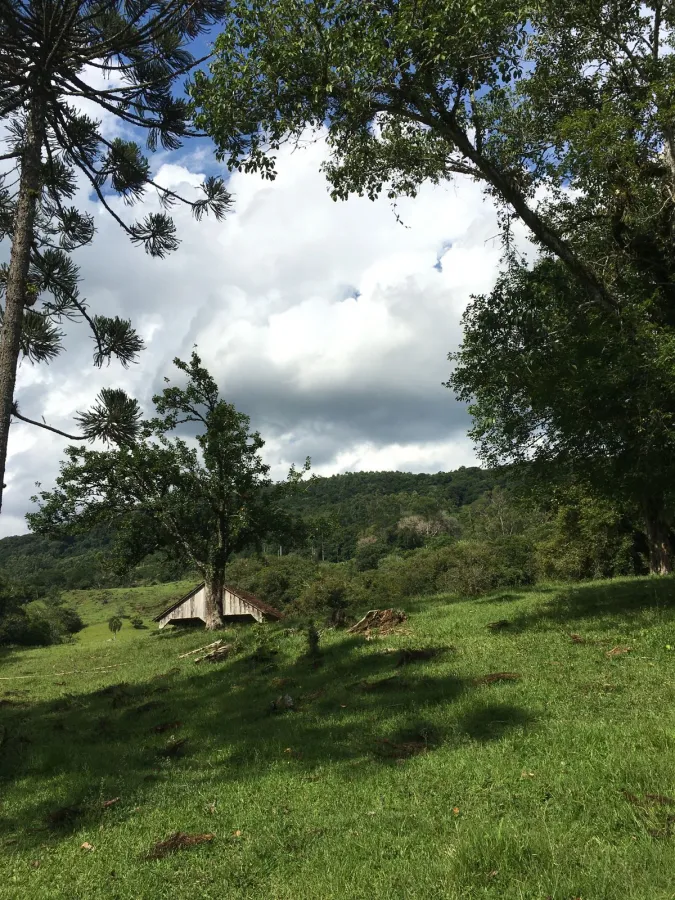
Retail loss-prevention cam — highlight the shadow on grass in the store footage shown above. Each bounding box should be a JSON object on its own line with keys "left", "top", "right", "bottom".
{"left": 457, "top": 703, "right": 535, "bottom": 741}
{"left": 511, "top": 576, "right": 675, "bottom": 630}
{"left": 0, "top": 631, "right": 535, "bottom": 848}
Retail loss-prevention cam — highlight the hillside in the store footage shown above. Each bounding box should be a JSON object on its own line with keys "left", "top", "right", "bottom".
{"left": 0, "top": 467, "right": 502, "bottom": 593}
{"left": 1, "top": 577, "right": 674, "bottom": 899}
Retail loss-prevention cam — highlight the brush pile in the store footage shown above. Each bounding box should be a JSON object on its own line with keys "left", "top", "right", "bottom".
{"left": 347, "top": 609, "right": 408, "bottom": 637}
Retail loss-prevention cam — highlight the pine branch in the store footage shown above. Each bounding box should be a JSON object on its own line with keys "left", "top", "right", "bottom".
{"left": 11, "top": 404, "right": 86, "bottom": 441}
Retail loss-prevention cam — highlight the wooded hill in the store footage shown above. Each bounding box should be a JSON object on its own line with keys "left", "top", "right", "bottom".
{"left": 2, "top": 467, "right": 501, "bottom": 595}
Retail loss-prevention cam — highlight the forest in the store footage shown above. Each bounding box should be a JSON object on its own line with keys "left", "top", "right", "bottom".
{"left": 1, "top": 460, "right": 649, "bottom": 646}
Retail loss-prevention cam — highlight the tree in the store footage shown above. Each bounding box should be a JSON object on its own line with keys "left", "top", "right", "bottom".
{"left": 191, "top": 0, "right": 675, "bottom": 312}
{"left": 447, "top": 256, "right": 675, "bottom": 574}
{"left": 27, "top": 352, "right": 310, "bottom": 629}
{"left": 0, "top": 0, "right": 233, "bottom": 511}
{"left": 108, "top": 615, "right": 122, "bottom": 639}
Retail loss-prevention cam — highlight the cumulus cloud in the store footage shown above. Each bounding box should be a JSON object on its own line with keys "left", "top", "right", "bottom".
{"left": 2, "top": 132, "right": 530, "bottom": 538}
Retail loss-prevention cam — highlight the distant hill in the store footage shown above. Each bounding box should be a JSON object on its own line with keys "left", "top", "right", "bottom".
{"left": 293, "top": 467, "right": 502, "bottom": 508}
{"left": 0, "top": 467, "right": 502, "bottom": 594}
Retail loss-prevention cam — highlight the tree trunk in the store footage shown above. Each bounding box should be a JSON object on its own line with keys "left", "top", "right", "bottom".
{"left": 643, "top": 503, "right": 673, "bottom": 575}
{"left": 203, "top": 579, "right": 225, "bottom": 630}
{"left": 0, "top": 102, "right": 43, "bottom": 512}
{"left": 444, "top": 123, "right": 616, "bottom": 312}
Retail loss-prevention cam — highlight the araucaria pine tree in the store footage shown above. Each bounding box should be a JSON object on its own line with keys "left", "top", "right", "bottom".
{"left": 0, "top": 0, "right": 232, "bottom": 511}
{"left": 28, "top": 352, "right": 310, "bottom": 630}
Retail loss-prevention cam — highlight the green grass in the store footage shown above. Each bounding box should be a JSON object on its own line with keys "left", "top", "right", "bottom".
{"left": 1, "top": 576, "right": 675, "bottom": 900}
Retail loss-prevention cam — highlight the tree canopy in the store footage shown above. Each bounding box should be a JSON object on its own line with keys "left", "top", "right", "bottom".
{"left": 447, "top": 255, "right": 675, "bottom": 573}
{"left": 192, "top": 1, "right": 675, "bottom": 311}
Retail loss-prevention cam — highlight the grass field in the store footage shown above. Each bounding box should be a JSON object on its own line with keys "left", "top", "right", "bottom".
{"left": 1, "top": 576, "right": 674, "bottom": 900}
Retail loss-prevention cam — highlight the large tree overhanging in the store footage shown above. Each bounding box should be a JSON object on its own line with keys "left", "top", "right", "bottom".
{"left": 447, "top": 256, "right": 675, "bottom": 575}
{"left": 191, "top": 1, "right": 675, "bottom": 313}
{"left": 27, "top": 352, "right": 311, "bottom": 629}
{"left": 0, "top": 0, "right": 233, "bottom": 512}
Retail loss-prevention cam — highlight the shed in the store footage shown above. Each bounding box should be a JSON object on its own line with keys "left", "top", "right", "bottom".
{"left": 154, "top": 583, "right": 283, "bottom": 629}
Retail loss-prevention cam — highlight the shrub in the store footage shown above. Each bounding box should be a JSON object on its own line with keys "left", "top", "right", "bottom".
{"left": 294, "top": 572, "right": 356, "bottom": 624}
{"left": 51, "top": 605, "right": 84, "bottom": 635}
{"left": 226, "top": 554, "right": 318, "bottom": 609}
{"left": 353, "top": 539, "right": 386, "bottom": 571}
{"left": 534, "top": 499, "right": 643, "bottom": 581}
{"left": 436, "top": 537, "right": 536, "bottom": 598}
{"left": 130, "top": 615, "right": 144, "bottom": 629}
{"left": 0, "top": 610, "right": 52, "bottom": 646}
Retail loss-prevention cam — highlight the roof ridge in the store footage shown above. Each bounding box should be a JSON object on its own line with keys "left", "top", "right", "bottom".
{"left": 154, "top": 581, "right": 283, "bottom": 621}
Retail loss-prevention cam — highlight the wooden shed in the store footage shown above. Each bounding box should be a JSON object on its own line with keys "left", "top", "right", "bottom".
{"left": 154, "top": 583, "right": 283, "bottom": 629}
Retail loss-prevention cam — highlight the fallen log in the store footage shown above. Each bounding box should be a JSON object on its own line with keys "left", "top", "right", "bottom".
{"left": 178, "top": 640, "right": 223, "bottom": 659}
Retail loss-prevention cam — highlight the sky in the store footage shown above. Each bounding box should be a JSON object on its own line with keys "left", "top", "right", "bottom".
{"left": 1, "top": 67, "right": 531, "bottom": 540}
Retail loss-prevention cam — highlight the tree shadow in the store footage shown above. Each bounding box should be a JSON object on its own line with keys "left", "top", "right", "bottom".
{"left": 510, "top": 577, "right": 675, "bottom": 630}
{"left": 478, "top": 592, "right": 526, "bottom": 604}
{"left": 457, "top": 703, "right": 536, "bottom": 741}
{"left": 0, "top": 630, "right": 535, "bottom": 849}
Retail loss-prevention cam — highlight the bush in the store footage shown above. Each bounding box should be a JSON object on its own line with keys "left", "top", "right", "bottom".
{"left": 227, "top": 554, "right": 319, "bottom": 609}
{"left": 353, "top": 540, "right": 386, "bottom": 571}
{"left": 534, "top": 498, "right": 643, "bottom": 581}
{"left": 51, "top": 605, "right": 84, "bottom": 635}
{"left": 294, "top": 572, "right": 361, "bottom": 624}
{"left": 0, "top": 610, "right": 53, "bottom": 646}
{"left": 130, "top": 615, "right": 144, "bottom": 629}
{"left": 436, "top": 537, "right": 536, "bottom": 598}
{"left": 0, "top": 579, "right": 84, "bottom": 646}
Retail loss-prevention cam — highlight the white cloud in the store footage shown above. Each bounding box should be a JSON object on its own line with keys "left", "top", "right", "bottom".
{"left": 2, "top": 132, "right": 532, "bottom": 537}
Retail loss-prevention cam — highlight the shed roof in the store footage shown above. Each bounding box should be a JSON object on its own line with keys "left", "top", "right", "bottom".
{"left": 154, "top": 582, "right": 283, "bottom": 622}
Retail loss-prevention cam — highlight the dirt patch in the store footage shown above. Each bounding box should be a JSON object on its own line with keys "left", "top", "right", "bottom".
{"left": 158, "top": 737, "right": 187, "bottom": 758}
{"left": 473, "top": 672, "right": 521, "bottom": 685}
{"left": 375, "top": 738, "right": 429, "bottom": 760}
{"left": 93, "top": 683, "right": 135, "bottom": 708}
{"left": 396, "top": 647, "right": 452, "bottom": 667}
{"left": 134, "top": 701, "right": 164, "bottom": 714}
{"left": 486, "top": 620, "right": 511, "bottom": 631}
{"left": 375, "top": 724, "right": 440, "bottom": 761}
{"left": 152, "top": 721, "right": 182, "bottom": 734}
{"left": 357, "top": 676, "right": 409, "bottom": 693}
{"left": 623, "top": 791, "right": 675, "bottom": 839}
{"left": 46, "top": 805, "right": 83, "bottom": 828}
{"left": 145, "top": 832, "right": 214, "bottom": 860}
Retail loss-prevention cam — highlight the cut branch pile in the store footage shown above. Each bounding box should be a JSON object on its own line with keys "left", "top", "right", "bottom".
{"left": 348, "top": 609, "right": 408, "bottom": 636}
{"left": 194, "top": 644, "right": 232, "bottom": 664}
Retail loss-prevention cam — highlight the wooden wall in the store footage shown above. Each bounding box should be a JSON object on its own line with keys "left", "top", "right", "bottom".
{"left": 157, "top": 585, "right": 264, "bottom": 628}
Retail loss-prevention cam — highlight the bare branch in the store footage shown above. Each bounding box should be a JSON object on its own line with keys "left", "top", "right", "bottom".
{"left": 11, "top": 403, "right": 86, "bottom": 441}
